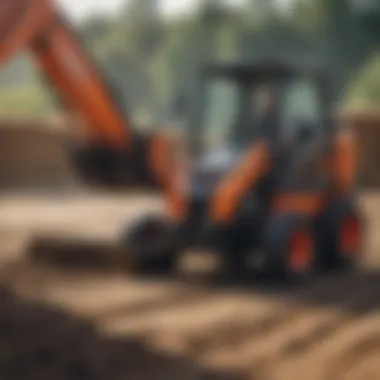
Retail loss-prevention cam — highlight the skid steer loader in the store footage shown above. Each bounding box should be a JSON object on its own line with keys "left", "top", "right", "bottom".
{"left": 120, "top": 59, "right": 363, "bottom": 281}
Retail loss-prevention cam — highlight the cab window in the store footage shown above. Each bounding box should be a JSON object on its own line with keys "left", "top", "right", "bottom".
{"left": 281, "top": 77, "right": 322, "bottom": 139}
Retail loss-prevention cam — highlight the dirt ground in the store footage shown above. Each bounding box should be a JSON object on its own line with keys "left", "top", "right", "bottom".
{"left": 1, "top": 191, "right": 380, "bottom": 380}
{"left": 0, "top": 121, "right": 78, "bottom": 191}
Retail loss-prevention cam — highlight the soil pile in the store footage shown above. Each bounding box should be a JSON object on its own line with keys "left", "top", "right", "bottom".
{"left": 341, "top": 110, "right": 380, "bottom": 188}
{"left": 0, "top": 119, "right": 79, "bottom": 191}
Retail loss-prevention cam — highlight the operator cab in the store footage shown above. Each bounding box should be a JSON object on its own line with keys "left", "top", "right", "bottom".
{"left": 195, "top": 60, "right": 330, "bottom": 149}
{"left": 188, "top": 59, "right": 331, "bottom": 198}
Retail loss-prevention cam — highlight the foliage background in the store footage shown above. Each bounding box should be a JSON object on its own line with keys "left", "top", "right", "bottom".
{"left": 0, "top": 0, "right": 379, "bottom": 126}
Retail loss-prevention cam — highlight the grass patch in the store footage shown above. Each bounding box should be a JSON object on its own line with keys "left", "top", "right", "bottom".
{"left": 0, "top": 83, "right": 55, "bottom": 116}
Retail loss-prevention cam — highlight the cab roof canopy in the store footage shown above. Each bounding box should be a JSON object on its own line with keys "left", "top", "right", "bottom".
{"left": 203, "top": 58, "right": 328, "bottom": 83}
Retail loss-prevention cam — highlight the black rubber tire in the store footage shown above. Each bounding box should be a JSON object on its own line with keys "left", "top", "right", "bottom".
{"left": 121, "top": 215, "right": 178, "bottom": 275}
{"left": 316, "top": 198, "right": 363, "bottom": 273}
{"left": 220, "top": 246, "right": 248, "bottom": 280}
{"left": 214, "top": 221, "right": 253, "bottom": 280}
{"left": 262, "top": 213, "right": 317, "bottom": 282}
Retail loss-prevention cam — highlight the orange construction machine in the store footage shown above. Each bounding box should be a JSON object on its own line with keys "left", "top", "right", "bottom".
{"left": 0, "top": 0, "right": 171, "bottom": 188}
{"left": 122, "top": 59, "right": 363, "bottom": 281}
{"left": 10, "top": 0, "right": 362, "bottom": 281}
{"left": 28, "top": 58, "right": 363, "bottom": 282}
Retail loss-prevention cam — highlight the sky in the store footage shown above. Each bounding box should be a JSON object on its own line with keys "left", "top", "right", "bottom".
{"left": 57, "top": 0, "right": 288, "bottom": 21}
{"left": 58, "top": 0, "right": 206, "bottom": 20}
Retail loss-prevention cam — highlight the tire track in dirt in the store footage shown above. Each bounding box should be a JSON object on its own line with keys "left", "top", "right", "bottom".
{"left": 90, "top": 272, "right": 377, "bottom": 380}
{"left": 3, "top": 194, "right": 380, "bottom": 380}
{"left": 253, "top": 289, "right": 380, "bottom": 380}
{"left": 101, "top": 292, "right": 284, "bottom": 339}
{"left": 94, "top": 273, "right": 361, "bottom": 356}
{"left": 94, "top": 289, "right": 221, "bottom": 324}
{"left": 326, "top": 322, "right": 380, "bottom": 380}
{"left": 193, "top": 277, "right": 374, "bottom": 363}
{"left": 270, "top": 315, "right": 380, "bottom": 380}
{"left": 8, "top": 256, "right": 380, "bottom": 380}
{"left": 6, "top": 264, "right": 380, "bottom": 380}
{"left": 194, "top": 276, "right": 380, "bottom": 380}
{"left": 5, "top": 263, "right": 225, "bottom": 325}
{"left": 141, "top": 274, "right": 352, "bottom": 355}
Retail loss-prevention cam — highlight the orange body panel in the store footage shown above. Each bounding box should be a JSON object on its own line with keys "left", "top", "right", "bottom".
{"left": 149, "top": 133, "right": 174, "bottom": 186}
{"left": 210, "top": 141, "right": 271, "bottom": 223}
{"left": 165, "top": 160, "right": 189, "bottom": 221}
{"left": 270, "top": 193, "right": 325, "bottom": 215}
{"left": 332, "top": 128, "right": 357, "bottom": 194}
{"left": 166, "top": 184, "right": 188, "bottom": 221}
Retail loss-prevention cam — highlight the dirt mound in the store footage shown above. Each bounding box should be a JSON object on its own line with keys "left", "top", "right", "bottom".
{"left": 0, "top": 286, "right": 236, "bottom": 380}
{"left": 340, "top": 109, "right": 380, "bottom": 188}
{"left": 0, "top": 119, "right": 79, "bottom": 191}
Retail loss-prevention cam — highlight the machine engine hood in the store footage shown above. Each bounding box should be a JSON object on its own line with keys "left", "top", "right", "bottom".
{"left": 190, "top": 147, "right": 242, "bottom": 198}
{"left": 196, "top": 148, "right": 241, "bottom": 172}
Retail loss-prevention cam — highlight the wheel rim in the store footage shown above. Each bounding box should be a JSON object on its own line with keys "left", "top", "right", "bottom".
{"left": 288, "top": 230, "right": 314, "bottom": 274}
{"left": 339, "top": 216, "right": 360, "bottom": 257}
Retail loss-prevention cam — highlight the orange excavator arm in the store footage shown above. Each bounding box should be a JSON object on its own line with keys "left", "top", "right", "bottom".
{"left": 0, "top": 0, "right": 131, "bottom": 150}
{"left": 0, "top": 0, "right": 175, "bottom": 188}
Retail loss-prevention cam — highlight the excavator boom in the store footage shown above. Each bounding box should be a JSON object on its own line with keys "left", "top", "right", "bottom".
{"left": 0, "top": 0, "right": 168, "bottom": 187}
{"left": 0, "top": 0, "right": 131, "bottom": 149}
